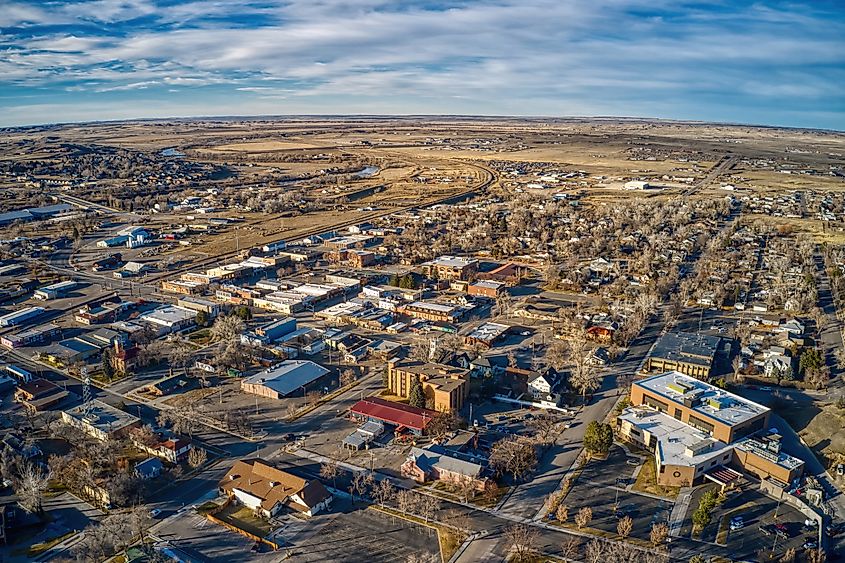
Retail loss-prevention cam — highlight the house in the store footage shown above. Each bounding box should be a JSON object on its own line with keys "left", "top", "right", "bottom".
{"left": 220, "top": 459, "right": 332, "bottom": 517}
{"left": 586, "top": 325, "right": 614, "bottom": 343}
{"left": 133, "top": 431, "right": 193, "bottom": 463}
{"left": 464, "top": 322, "right": 509, "bottom": 349}
{"left": 401, "top": 444, "right": 490, "bottom": 490}
{"left": 527, "top": 371, "right": 556, "bottom": 399}
{"left": 135, "top": 458, "right": 163, "bottom": 480}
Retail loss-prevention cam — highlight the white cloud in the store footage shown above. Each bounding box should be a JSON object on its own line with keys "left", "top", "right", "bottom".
{"left": 0, "top": 1, "right": 843, "bottom": 127}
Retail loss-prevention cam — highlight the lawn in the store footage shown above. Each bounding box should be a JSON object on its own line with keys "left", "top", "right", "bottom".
{"left": 217, "top": 504, "right": 272, "bottom": 538}
{"left": 631, "top": 457, "right": 680, "bottom": 499}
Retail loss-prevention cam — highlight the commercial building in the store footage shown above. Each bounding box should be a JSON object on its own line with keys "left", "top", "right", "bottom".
{"left": 386, "top": 359, "right": 469, "bottom": 413}
{"left": 61, "top": 400, "right": 142, "bottom": 441}
{"left": 422, "top": 256, "right": 479, "bottom": 281}
{"left": 478, "top": 262, "right": 523, "bottom": 286}
{"left": 1, "top": 323, "right": 61, "bottom": 348}
{"left": 138, "top": 305, "right": 197, "bottom": 334}
{"left": 618, "top": 372, "right": 803, "bottom": 487}
{"left": 241, "top": 360, "right": 330, "bottom": 399}
{"left": 467, "top": 280, "right": 505, "bottom": 298}
{"left": 220, "top": 459, "right": 332, "bottom": 517}
{"left": 350, "top": 397, "right": 438, "bottom": 435}
{"left": 34, "top": 280, "right": 77, "bottom": 300}
{"left": 645, "top": 332, "right": 721, "bottom": 379}
{"left": 14, "top": 379, "right": 70, "bottom": 412}
{"left": 464, "top": 322, "right": 510, "bottom": 349}
{"left": 0, "top": 307, "right": 46, "bottom": 327}
{"left": 398, "top": 301, "right": 462, "bottom": 323}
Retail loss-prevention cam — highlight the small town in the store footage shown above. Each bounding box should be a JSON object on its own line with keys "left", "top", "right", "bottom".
{"left": 0, "top": 1, "right": 843, "bottom": 562}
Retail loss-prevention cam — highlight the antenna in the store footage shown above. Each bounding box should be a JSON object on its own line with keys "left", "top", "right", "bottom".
{"left": 81, "top": 366, "right": 93, "bottom": 416}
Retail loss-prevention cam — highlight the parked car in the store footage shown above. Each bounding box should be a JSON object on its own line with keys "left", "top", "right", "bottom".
{"left": 759, "top": 524, "right": 776, "bottom": 536}
{"left": 804, "top": 541, "right": 818, "bottom": 550}
{"left": 730, "top": 516, "right": 744, "bottom": 531}
{"left": 149, "top": 508, "right": 162, "bottom": 518}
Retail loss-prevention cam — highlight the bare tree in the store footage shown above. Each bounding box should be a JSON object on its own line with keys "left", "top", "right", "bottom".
{"left": 210, "top": 314, "right": 245, "bottom": 342}
{"left": 372, "top": 478, "right": 395, "bottom": 507}
{"left": 340, "top": 369, "right": 356, "bottom": 387}
{"left": 17, "top": 462, "right": 52, "bottom": 514}
{"left": 396, "top": 489, "right": 420, "bottom": 516}
{"left": 417, "top": 493, "right": 440, "bottom": 524}
{"left": 584, "top": 539, "right": 607, "bottom": 563}
{"left": 320, "top": 459, "right": 341, "bottom": 490}
{"left": 807, "top": 548, "right": 827, "bottom": 563}
{"left": 560, "top": 537, "right": 580, "bottom": 560}
{"left": 617, "top": 515, "right": 633, "bottom": 539}
{"left": 575, "top": 506, "right": 593, "bottom": 530}
{"left": 489, "top": 437, "right": 537, "bottom": 480}
{"left": 349, "top": 471, "right": 371, "bottom": 506}
{"left": 504, "top": 523, "right": 539, "bottom": 562}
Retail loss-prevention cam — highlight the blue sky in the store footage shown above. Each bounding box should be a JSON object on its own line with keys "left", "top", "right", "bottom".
{"left": 1, "top": 1, "right": 843, "bottom": 129}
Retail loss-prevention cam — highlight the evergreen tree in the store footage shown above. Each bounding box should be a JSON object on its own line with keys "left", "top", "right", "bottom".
{"left": 409, "top": 376, "right": 426, "bottom": 409}
{"left": 101, "top": 349, "right": 115, "bottom": 380}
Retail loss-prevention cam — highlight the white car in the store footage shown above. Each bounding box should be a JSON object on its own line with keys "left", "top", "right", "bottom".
{"left": 150, "top": 508, "right": 162, "bottom": 518}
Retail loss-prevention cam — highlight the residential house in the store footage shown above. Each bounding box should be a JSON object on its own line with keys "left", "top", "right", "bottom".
{"left": 401, "top": 444, "right": 490, "bottom": 490}
{"left": 220, "top": 459, "right": 332, "bottom": 517}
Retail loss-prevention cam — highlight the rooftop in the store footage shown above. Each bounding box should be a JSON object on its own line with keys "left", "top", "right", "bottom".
{"left": 650, "top": 331, "right": 721, "bottom": 366}
{"left": 243, "top": 360, "right": 330, "bottom": 397}
{"left": 734, "top": 432, "right": 804, "bottom": 471}
{"left": 64, "top": 399, "right": 140, "bottom": 434}
{"left": 350, "top": 397, "right": 438, "bottom": 431}
{"left": 619, "top": 407, "right": 732, "bottom": 468}
{"left": 635, "top": 371, "right": 769, "bottom": 427}
{"left": 427, "top": 255, "right": 478, "bottom": 269}
{"left": 466, "top": 322, "right": 510, "bottom": 342}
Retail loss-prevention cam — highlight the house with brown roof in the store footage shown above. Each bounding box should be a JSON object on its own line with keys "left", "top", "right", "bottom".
{"left": 220, "top": 459, "right": 332, "bottom": 518}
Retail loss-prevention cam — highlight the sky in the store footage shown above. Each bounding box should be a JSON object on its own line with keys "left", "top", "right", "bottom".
{"left": 1, "top": 1, "right": 844, "bottom": 130}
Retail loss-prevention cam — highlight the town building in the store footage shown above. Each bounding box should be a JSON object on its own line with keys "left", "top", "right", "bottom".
{"left": 241, "top": 360, "right": 330, "bottom": 399}
{"left": 0, "top": 307, "right": 46, "bottom": 328}
{"left": 467, "top": 280, "right": 505, "bottom": 298}
{"left": 220, "top": 459, "right": 332, "bottom": 517}
{"left": 138, "top": 305, "right": 197, "bottom": 334}
{"left": 61, "top": 400, "right": 142, "bottom": 441}
{"left": 1, "top": 323, "right": 61, "bottom": 348}
{"left": 14, "top": 378, "right": 70, "bottom": 412}
{"left": 349, "top": 397, "right": 438, "bottom": 435}
{"left": 398, "top": 301, "right": 462, "bottom": 323}
{"left": 421, "top": 256, "right": 478, "bottom": 281}
{"left": 618, "top": 372, "right": 803, "bottom": 487}
{"left": 386, "top": 359, "right": 468, "bottom": 413}
{"left": 645, "top": 332, "right": 721, "bottom": 379}
{"left": 34, "top": 280, "right": 77, "bottom": 301}
{"left": 402, "top": 444, "right": 490, "bottom": 490}
{"left": 464, "top": 322, "right": 510, "bottom": 349}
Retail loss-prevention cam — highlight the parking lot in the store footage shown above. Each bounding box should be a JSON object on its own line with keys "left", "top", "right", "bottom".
{"left": 686, "top": 484, "right": 814, "bottom": 560}
{"left": 560, "top": 445, "right": 673, "bottom": 542}
{"left": 153, "top": 494, "right": 440, "bottom": 563}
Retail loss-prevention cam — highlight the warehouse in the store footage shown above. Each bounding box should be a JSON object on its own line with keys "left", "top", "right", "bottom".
{"left": 241, "top": 360, "right": 330, "bottom": 399}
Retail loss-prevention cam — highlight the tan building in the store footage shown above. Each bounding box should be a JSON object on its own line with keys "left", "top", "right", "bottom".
{"left": 398, "top": 301, "right": 462, "bottom": 323}
{"left": 619, "top": 372, "right": 804, "bottom": 487}
{"left": 387, "top": 359, "right": 469, "bottom": 413}
{"left": 644, "top": 332, "right": 721, "bottom": 379}
{"left": 422, "top": 256, "right": 478, "bottom": 281}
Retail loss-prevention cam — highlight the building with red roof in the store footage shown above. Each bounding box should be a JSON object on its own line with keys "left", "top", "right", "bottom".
{"left": 350, "top": 397, "right": 438, "bottom": 435}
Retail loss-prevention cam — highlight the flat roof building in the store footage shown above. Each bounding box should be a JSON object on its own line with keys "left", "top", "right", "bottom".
{"left": 620, "top": 371, "right": 803, "bottom": 487}
{"left": 645, "top": 331, "right": 722, "bottom": 379}
{"left": 62, "top": 400, "right": 142, "bottom": 441}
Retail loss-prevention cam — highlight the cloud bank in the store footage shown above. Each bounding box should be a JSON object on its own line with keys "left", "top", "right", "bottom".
{"left": 1, "top": 0, "right": 843, "bottom": 128}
